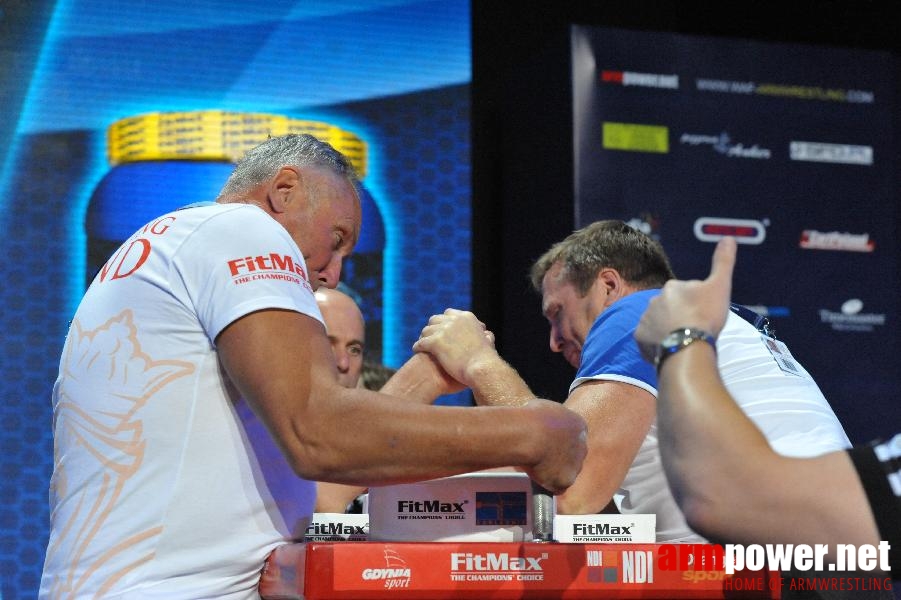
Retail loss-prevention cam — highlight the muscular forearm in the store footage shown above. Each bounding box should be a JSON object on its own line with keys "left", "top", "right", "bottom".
{"left": 555, "top": 380, "right": 657, "bottom": 515}
{"left": 465, "top": 355, "right": 536, "bottom": 407}
{"left": 287, "top": 385, "right": 547, "bottom": 486}
{"left": 378, "top": 353, "right": 451, "bottom": 404}
{"left": 219, "top": 309, "right": 583, "bottom": 494}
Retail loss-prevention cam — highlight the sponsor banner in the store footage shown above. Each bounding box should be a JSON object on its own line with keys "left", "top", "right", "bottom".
{"left": 602, "top": 122, "right": 669, "bottom": 153}
{"left": 695, "top": 78, "right": 875, "bottom": 104}
{"left": 573, "top": 24, "right": 899, "bottom": 448}
{"left": 679, "top": 132, "right": 771, "bottom": 159}
{"left": 819, "top": 299, "right": 886, "bottom": 333}
{"left": 260, "top": 542, "right": 778, "bottom": 599}
{"left": 305, "top": 513, "right": 369, "bottom": 542}
{"left": 554, "top": 513, "right": 656, "bottom": 543}
{"left": 790, "top": 141, "right": 873, "bottom": 165}
{"left": 367, "top": 472, "right": 532, "bottom": 542}
{"left": 601, "top": 70, "right": 679, "bottom": 89}
{"left": 800, "top": 230, "right": 875, "bottom": 252}
{"left": 694, "top": 217, "right": 768, "bottom": 245}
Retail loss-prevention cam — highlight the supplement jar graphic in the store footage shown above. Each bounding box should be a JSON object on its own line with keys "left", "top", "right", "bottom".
{"left": 86, "top": 110, "right": 386, "bottom": 359}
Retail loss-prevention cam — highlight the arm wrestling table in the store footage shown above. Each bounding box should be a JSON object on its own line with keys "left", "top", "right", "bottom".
{"left": 259, "top": 542, "right": 779, "bottom": 599}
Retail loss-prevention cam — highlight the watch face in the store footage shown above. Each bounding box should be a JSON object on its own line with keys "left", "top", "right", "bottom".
{"left": 655, "top": 332, "right": 683, "bottom": 366}
{"left": 662, "top": 331, "right": 683, "bottom": 347}
{"left": 656, "top": 328, "right": 715, "bottom": 369}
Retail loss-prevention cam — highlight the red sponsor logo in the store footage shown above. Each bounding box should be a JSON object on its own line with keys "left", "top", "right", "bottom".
{"left": 601, "top": 70, "right": 624, "bottom": 83}
{"left": 600, "top": 70, "right": 679, "bottom": 89}
{"left": 227, "top": 253, "right": 309, "bottom": 288}
{"left": 694, "top": 218, "right": 767, "bottom": 245}
{"left": 799, "top": 230, "right": 874, "bottom": 252}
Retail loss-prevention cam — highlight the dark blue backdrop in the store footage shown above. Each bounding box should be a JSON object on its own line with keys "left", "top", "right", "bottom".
{"left": 572, "top": 25, "right": 899, "bottom": 446}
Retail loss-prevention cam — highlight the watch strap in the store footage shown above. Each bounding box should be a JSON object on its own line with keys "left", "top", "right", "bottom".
{"left": 655, "top": 328, "right": 717, "bottom": 372}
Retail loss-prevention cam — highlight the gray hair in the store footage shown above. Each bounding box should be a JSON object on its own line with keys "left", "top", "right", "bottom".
{"left": 218, "top": 133, "right": 358, "bottom": 197}
{"left": 530, "top": 220, "right": 675, "bottom": 296}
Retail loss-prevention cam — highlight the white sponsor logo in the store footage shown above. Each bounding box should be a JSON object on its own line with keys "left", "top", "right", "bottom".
{"left": 626, "top": 217, "right": 653, "bottom": 235}
{"left": 819, "top": 299, "right": 885, "bottom": 332}
{"left": 680, "top": 132, "right": 771, "bottom": 159}
{"left": 449, "top": 552, "right": 547, "bottom": 582}
{"left": 790, "top": 142, "right": 873, "bottom": 165}
{"left": 725, "top": 542, "right": 891, "bottom": 575}
{"left": 361, "top": 549, "right": 412, "bottom": 589}
{"left": 602, "top": 70, "right": 679, "bottom": 89}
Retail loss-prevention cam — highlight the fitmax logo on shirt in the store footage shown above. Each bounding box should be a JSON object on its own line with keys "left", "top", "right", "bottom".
{"left": 227, "top": 254, "right": 309, "bottom": 286}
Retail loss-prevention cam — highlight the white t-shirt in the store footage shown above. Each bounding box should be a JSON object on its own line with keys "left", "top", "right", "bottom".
{"left": 572, "top": 290, "right": 851, "bottom": 542}
{"left": 41, "top": 203, "right": 322, "bottom": 599}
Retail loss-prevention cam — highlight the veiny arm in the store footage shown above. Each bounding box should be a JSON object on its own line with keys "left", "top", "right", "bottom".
{"left": 314, "top": 352, "right": 465, "bottom": 512}
{"left": 217, "top": 308, "right": 586, "bottom": 492}
{"left": 414, "top": 308, "right": 652, "bottom": 512}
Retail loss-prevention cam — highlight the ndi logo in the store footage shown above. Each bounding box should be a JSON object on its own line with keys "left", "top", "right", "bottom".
{"left": 586, "top": 550, "right": 654, "bottom": 583}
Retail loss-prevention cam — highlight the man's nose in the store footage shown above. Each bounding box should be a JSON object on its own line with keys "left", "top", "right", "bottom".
{"left": 335, "top": 350, "right": 350, "bottom": 373}
{"left": 317, "top": 254, "right": 343, "bottom": 289}
{"left": 549, "top": 326, "right": 564, "bottom": 353}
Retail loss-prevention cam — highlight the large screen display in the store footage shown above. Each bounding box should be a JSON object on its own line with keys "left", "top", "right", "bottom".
{"left": 0, "top": 2, "right": 471, "bottom": 596}
{"left": 572, "top": 25, "right": 898, "bottom": 446}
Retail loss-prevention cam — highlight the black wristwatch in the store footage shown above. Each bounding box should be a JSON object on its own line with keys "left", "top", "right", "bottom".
{"left": 654, "top": 328, "right": 717, "bottom": 371}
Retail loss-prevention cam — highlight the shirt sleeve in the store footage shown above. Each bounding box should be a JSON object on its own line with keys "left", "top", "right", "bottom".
{"left": 570, "top": 291, "right": 658, "bottom": 396}
{"left": 172, "top": 206, "right": 324, "bottom": 342}
{"left": 847, "top": 433, "right": 901, "bottom": 572}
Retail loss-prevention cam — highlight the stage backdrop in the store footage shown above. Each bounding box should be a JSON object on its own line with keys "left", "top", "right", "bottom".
{"left": 0, "top": 1, "right": 472, "bottom": 597}
{"left": 572, "top": 25, "right": 898, "bottom": 445}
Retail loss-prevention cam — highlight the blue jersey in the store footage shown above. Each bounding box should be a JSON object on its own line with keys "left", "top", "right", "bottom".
{"left": 571, "top": 289, "right": 659, "bottom": 396}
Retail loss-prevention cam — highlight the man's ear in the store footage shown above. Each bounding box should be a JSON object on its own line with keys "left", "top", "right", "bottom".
{"left": 268, "top": 166, "right": 302, "bottom": 214}
{"left": 596, "top": 268, "right": 625, "bottom": 307}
